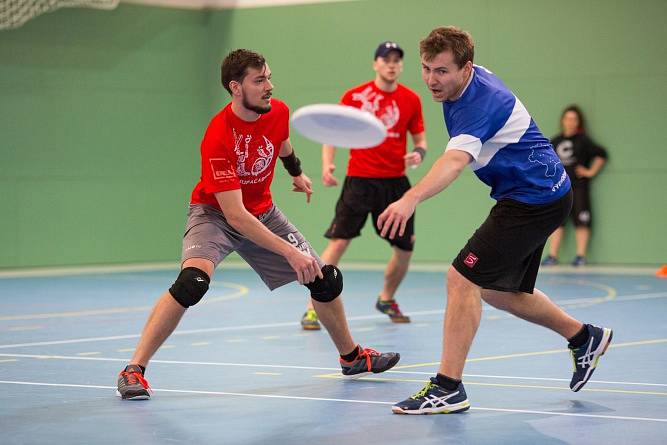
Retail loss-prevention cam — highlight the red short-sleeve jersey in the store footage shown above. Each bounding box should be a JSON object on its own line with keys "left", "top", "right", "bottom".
{"left": 190, "top": 99, "right": 290, "bottom": 216}
{"left": 341, "top": 81, "right": 424, "bottom": 178}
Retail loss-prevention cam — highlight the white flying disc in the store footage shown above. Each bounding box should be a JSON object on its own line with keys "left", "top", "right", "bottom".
{"left": 291, "top": 104, "right": 387, "bottom": 149}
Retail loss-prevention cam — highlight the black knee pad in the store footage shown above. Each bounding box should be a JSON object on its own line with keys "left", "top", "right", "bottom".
{"left": 305, "top": 265, "right": 343, "bottom": 303}
{"left": 169, "top": 267, "right": 210, "bottom": 308}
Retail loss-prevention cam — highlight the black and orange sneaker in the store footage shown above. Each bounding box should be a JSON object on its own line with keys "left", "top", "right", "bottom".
{"left": 116, "top": 364, "right": 151, "bottom": 400}
{"left": 376, "top": 297, "right": 411, "bottom": 323}
{"left": 340, "top": 347, "right": 400, "bottom": 379}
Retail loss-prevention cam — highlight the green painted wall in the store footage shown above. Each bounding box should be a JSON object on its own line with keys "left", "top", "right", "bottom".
{"left": 1, "top": 0, "right": 665, "bottom": 268}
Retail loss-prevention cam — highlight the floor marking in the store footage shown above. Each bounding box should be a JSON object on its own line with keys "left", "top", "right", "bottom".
{"left": 0, "top": 380, "right": 665, "bottom": 422}
{"left": 1, "top": 352, "right": 665, "bottom": 388}
{"left": 191, "top": 342, "right": 210, "bottom": 346}
{"left": 260, "top": 336, "right": 280, "bottom": 340}
{"left": 0, "top": 353, "right": 341, "bottom": 371}
{"left": 547, "top": 278, "right": 616, "bottom": 308}
{"left": 116, "top": 348, "right": 135, "bottom": 353}
{"left": 0, "top": 313, "right": 427, "bottom": 349}
{"left": 355, "top": 327, "right": 376, "bottom": 332}
{"left": 76, "top": 352, "right": 101, "bottom": 356}
{"left": 6, "top": 325, "right": 43, "bottom": 332}
{"left": 254, "top": 372, "right": 282, "bottom": 376}
{"left": 1, "top": 288, "right": 665, "bottom": 349}
{"left": 0, "top": 282, "right": 248, "bottom": 321}
{"left": 0, "top": 359, "right": 18, "bottom": 363}
{"left": 226, "top": 338, "right": 246, "bottom": 343}
{"left": 391, "top": 338, "right": 667, "bottom": 369}
{"left": 314, "top": 375, "right": 667, "bottom": 396}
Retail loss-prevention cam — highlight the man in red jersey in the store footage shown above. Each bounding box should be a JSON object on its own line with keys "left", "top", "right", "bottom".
{"left": 300, "top": 41, "right": 428, "bottom": 330}
{"left": 116, "top": 49, "right": 400, "bottom": 400}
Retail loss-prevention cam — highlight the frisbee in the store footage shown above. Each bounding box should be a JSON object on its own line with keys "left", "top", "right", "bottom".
{"left": 291, "top": 104, "right": 387, "bottom": 148}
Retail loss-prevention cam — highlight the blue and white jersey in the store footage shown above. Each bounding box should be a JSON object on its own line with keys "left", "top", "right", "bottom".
{"left": 444, "top": 65, "right": 570, "bottom": 204}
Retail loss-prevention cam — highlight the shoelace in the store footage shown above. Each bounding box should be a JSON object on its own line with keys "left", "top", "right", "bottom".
{"left": 356, "top": 347, "right": 380, "bottom": 371}
{"left": 389, "top": 302, "right": 403, "bottom": 314}
{"left": 411, "top": 381, "right": 435, "bottom": 400}
{"left": 121, "top": 371, "right": 151, "bottom": 391}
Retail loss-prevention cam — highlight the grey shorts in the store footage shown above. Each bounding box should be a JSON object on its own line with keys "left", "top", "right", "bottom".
{"left": 181, "top": 204, "right": 323, "bottom": 290}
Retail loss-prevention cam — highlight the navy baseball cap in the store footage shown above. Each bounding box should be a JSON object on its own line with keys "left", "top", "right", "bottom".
{"left": 374, "top": 41, "right": 404, "bottom": 59}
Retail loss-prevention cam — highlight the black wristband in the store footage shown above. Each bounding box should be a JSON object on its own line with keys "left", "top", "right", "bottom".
{"left": 413, "top": 147, "right": 426, "bottom": 161}
{"left": 279, "top": 151, "right": 303, "bottom": 177}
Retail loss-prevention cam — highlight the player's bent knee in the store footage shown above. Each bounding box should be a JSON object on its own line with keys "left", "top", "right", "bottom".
{"left": 169, "top": 267, "right": 211, "bottom": 308}
{"left": 305, "top": 265, "right": 343, "bottom": 302}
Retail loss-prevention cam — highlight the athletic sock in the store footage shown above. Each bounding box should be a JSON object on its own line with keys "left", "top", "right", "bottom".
{"left": 568, "top": 324, "right": 590, "bottom": 348}
{"left": 435, "top": 373, "right": 461, "bottom": 391}
{"left": 340, "top": 345, "right": 361, "bottom": 362}
{"left": 126, "top": 364, "right": 146, "bottom": 375}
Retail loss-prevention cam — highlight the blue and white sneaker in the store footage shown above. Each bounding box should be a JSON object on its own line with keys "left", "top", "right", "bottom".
{"left": 572, "top": 256, "right": 587, "bottom": 267}
{"left": 569, "top": 324, "right": 613, "bottom": 392}
{"left": 541, "top": 255, "right": 559, "bottom": 266}
{"left": 392, "top": 377, "right": 470, "bottom": 414}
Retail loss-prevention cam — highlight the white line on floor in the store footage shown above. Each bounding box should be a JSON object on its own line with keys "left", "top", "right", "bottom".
{"left": 0, "top": 380, "right": 664, "bottom": 422}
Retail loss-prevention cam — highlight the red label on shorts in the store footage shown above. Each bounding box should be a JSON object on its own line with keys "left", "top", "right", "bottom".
{"left": 464, "top": 252, "right": 478, "bottom": 268}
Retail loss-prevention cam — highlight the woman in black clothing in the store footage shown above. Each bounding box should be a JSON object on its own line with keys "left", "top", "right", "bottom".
{"left": 543, "top": 105, "right": 608, "bottom": 266}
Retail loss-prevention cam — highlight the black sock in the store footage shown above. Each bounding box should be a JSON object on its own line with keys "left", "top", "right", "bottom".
{"left": 435, "top": 373, "right": 461, "bottom": 391}
{"left": 568, "top": 324, "right": 590, "bottom": 348}
{"left": 125, "top": 364, "right": 146, "bottom": 375}
{"left": 340, "top": 345, "right": 361, "bottom": 362}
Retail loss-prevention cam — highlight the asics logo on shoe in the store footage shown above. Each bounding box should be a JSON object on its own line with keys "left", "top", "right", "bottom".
{"left": 421, "top": 391, "right": 461, "bottom": 409}
{"left": 576, "top": 341, "right": 595, "bottom": 368}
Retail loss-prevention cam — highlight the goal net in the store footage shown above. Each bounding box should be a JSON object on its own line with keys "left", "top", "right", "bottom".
{"left": 1, "top": 0, "right": 119, "bottom": 30}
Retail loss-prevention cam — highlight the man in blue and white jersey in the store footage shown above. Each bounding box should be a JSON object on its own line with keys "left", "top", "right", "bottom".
{"left": 378, "top": 26, "right": 613, "bottom": 415}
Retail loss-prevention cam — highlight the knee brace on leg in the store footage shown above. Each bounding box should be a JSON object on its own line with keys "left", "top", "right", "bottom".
{"left": 305, "top": 265, "right": 343, "bottom": 302}
{"left": 169, "top": 267, "right": 210, "bottom": 308}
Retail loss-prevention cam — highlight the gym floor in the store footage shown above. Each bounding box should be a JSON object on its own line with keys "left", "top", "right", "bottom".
{"left": 1, "top": 264, "right": 666, "bottom": 444}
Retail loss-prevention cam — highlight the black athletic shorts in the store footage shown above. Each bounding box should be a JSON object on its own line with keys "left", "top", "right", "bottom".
{"left": 452, "top": 189, "right": 573, "bottom": 293}
{"left": 561, "top": 183, "right": 592, "bottom": 227}
{"left": 324, "top": 176, "right": 414, "bottom": 251}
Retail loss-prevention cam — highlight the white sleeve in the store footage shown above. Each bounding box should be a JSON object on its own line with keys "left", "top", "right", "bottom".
{"left": 445, "top": 134, "right": 482, "bottom": 160}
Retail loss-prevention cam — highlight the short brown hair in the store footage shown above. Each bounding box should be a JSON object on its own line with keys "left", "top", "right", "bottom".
{"left": 419, "top": 26, "right": 474, "bottom": 68}
{"left": 220, "top": 49, "right": 266, "bottom": 95}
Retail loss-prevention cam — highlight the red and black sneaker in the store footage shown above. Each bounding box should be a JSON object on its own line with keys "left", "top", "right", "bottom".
{"left": 116, "top": 364, "right": 151, "bottom": 400}
{"left": 340, "top": 346, "right": 400, "bottom": 379}
{"left": 376, "top": 297, "right": 411, "bottom": 323}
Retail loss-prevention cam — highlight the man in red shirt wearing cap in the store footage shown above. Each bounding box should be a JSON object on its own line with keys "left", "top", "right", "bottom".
{"left": 116, "top": 49, "right": 400, "bottom": 400}
{"left": 300, "top": 41, "right": 428, "bottom": 330}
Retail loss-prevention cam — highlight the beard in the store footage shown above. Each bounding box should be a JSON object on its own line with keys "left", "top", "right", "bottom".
{"left": 243, "top": 96, "right": 272, "bottom": 114}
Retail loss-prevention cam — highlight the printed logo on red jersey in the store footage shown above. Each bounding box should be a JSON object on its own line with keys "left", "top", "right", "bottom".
{"left": 209, "top": 158, "right": 235, "bottom": 181}
{"left": 233, "top": 128, "right": 275, "bottom": 182}
{"left": 351, "top": 86, "right": 400, "bottom": 136}
{"left": 464, "top": 252, "right": 479, "bottom": 268}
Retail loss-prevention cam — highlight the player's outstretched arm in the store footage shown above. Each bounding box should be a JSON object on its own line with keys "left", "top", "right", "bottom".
{"left": 406, "top": 148, "right": 470, "bottom": 202}
{"left": 378, "top": 149, "right": 471, "bottom": 239}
